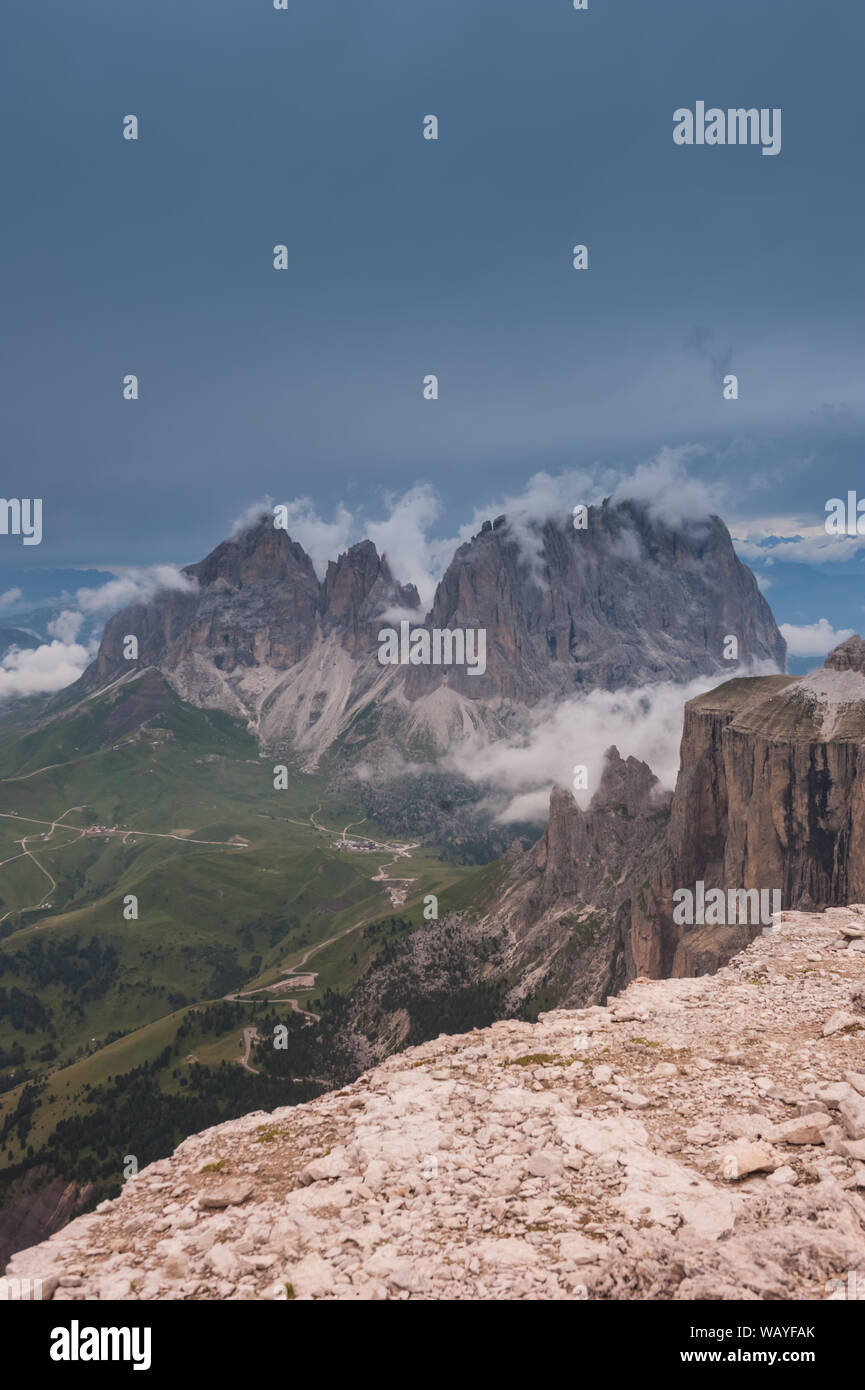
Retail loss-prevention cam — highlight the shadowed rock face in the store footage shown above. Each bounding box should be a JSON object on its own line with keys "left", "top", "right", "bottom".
{"left": 404, "top": 499, "right": 786, "bottom": 702}
{"left": 533, "top": 751, "right": 666, "bottom": 914}
{"left": 337, "top": 748, "right": 672, "bottom": 1040}
{"left": 500, "top": 749, "right": 672, "bottom": 1008}
{"left": 0, "top": 1169, "right": 92, "bottom": 1273}
{"left": 647, "top": 636, "right": 865, "bottom": 978}
{"left": 100, "top": 668, "right": 175, "bottom": 740}
{"left": 74, "top": 518, "right": 420, "bottom": 693}
{"left": 322, "top": 540, "right": 418, "bottom": 654}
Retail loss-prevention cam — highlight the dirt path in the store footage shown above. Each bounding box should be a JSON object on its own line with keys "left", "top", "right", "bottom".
{"left": 0, "top": 809, "right": 86, "bottom": 923}
{"left": 0, "top": 809, "right": 243, "bottom": 849}
{"left": 0, "top": 806, "right": 244, "bottom": 926}
{"left": 238, "top": 1027, "right": 261, "bottom": 1074}
{"left": 230, "top": 804, "right": 423, "bottom": 1018}
{"left": 225, "top": 977, "right": 320, "bottom": 1024}
{"left": 288, "top": 996, "right": 320, "bottom": 1024}
{"left": 0, "top": 760, "right": 83, "bottom": 782}
{"left": 230, "top": 809, "right": 423, "bottom": 1009}
{"left": 0, "top": 808, "right": 84, "bottom": 833}
{"left": 124, "top": 829, "right": 247, "bottom": 847}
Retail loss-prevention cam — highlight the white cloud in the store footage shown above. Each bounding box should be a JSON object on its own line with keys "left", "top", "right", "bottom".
{"left": 737, "top": 535, "right": 865, "bottom": 565}
{"left": 755, "top": 573, "right": 772, "bottom": 592}
{"left": 231, "top": 497, "right": 274, "bottom": 536}
{"left": 610, "top": 444, "right": 720, "bottom": 526}
{"left": 74, "top": 565, "right": 198, "bottom": 616}
{"left": 732, "top": 516, "right": 865, "bottom": 566}
{"left": 456, "top": 448, "right": 722, "bottom": 585}
{"left": 0, "top": 587, "right": 23, "bottom": 614}
{"left": 367, "top": 485, "right": 452, "bottom": 609}
{"left": 0, "top": 566, "right": 200, "bottom": 701}
{"left": 462, "top": 467, "right": 600, "bottom": 535}
{"left": 455, "top": 468, "right": 600, "bottom": 583}
{"left": 377, "top": 604, "right": 424, "bottom": 624}
{"left": 444, "top": 662, "right": 781, "bottom": 823}
{"left": 0, "top": 640, "right": 90, "bottom": 698}
{"left": 47, "top": 609, "right": 85, "bottom": 643}
{"left": 779, "top": 618, "right": 855, "bottom": 657}
{"left": 228, "top": 447, "right": 738, "bottom": 610}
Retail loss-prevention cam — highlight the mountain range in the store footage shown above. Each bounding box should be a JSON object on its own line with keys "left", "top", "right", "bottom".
{"left": 69, "top": 502, "right": 785, "bottom": 774}
{"left": 11, "top": 495, "right": 857, "bottom": 1275}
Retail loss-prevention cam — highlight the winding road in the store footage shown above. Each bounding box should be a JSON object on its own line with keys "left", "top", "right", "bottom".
{"left": 0, "top": 808, "right": 246, "bottom": 926}
{"left": 0, "top": 808, "right": 86, "bottom": 923}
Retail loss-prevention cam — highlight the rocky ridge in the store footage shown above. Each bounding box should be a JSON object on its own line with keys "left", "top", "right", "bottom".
{"left": 6, "top": 909, "right": 865, "bottom": 1301}
{"left": 63, "top": 505, "right": 784, "bottom": 773}
{"left": 325, "top": 747, "right": 671, "bottom": 1062}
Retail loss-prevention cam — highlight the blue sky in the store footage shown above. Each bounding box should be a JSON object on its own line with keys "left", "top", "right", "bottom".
{"left": 2, "top": 0, "right": 863, "bottom": 678}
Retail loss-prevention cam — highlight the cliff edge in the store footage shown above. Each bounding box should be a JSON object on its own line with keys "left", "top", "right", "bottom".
{"left": 5, "top": 909, "right": 865, "bottom": 1301}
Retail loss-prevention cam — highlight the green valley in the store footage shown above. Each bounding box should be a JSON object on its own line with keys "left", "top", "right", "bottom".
{"left": 0, "top": 671, "right": 481, "bottom": 1234}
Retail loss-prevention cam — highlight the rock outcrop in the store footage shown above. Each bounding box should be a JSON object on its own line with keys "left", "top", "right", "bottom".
{"left": 6, "top": 911, "right": 864, "bottom": 1300}
{"left": 327, "top": 748, "right": 670, "bottom": 1061}
{"left": 495, "top": 748, "right": 671, "bottom": 1010}
{"left": 650, "top": 636, "right": 865, "bottom": 978}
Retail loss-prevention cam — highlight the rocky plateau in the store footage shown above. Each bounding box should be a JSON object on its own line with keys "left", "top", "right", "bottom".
{"left": 5, "top": 909, "right": 865, "bottom": 1301}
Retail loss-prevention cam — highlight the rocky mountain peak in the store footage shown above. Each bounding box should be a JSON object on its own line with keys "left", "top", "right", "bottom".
{"left": 822, "top": 634, "right": 865, "bottom": 674}
{"left": 532, "top": 750, "right": 670, "bottom": 928}
{"left": 591, "top": 745, "right": 661, "bottom": 816}
{"left": 186, "top": 515, "right": 318, "bottom": 591}
{"left": 404, "top": 498, "right": 785, "bottom": 703}
{"left": 322, "top": 542, "right": 420, "bottom": 652}
{"left": 72, "top": 522, "right": 423, "bottom": 695}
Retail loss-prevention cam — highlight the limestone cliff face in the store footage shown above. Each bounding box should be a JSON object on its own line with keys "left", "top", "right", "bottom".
{"left": 429, "top": 635, "right": 865, "bottom": 996}
{"left": 655, "top": 637, "right": 865, "bottom": 977}
{"left": 404, "top": 499, "right": 785, "bottom": 702}
{"left": 470, "top": 637, "right": 865, "bottom": 992}
{"left": 533, "top": 751, "right": 668, "bottom": 919}
{"left": 502, "top": 750, "right": 671, "bottom": 1008}
{"left": 81, "top": 521, "right": 418, "bottom": 689}
{"left": 321, "top": 540, "right": 419, "bottom": 654}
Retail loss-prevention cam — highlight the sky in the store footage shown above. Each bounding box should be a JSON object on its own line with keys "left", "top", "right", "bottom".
{"left": 2, "top": 0, "right": 864, "bottom": 681}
